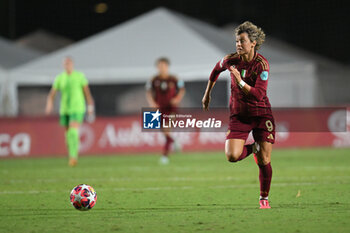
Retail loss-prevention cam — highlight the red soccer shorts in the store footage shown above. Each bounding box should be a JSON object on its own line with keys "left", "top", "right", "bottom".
{"left": 226, "top": 114, "right": 275, "bottom": 144}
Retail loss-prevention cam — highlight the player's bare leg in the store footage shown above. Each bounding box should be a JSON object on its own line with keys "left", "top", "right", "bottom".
{"left": 67, "top": 121, "right": 80, "bottom": 167}
{"left": 160, "top": 128, "right": 173, "bottom": 164}
{"left": 255, "top": 141, "right": 272, "bottom": 209}
{"left": 225, "top": 139, "right": 254, "bottom": 162}
{"left": 64, "top": 126, "right": 76, "bottom": 167}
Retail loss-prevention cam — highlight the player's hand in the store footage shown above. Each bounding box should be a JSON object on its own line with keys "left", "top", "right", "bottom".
{"left": 229, "top": 66, "right": 242, "bottom": 83}
{"left": 170, "top": 98, "right": 180, "bottom": 106}
{"left": 87, "top": 105, "right": 94, "bottom": 115}
{"left": 86, "top": 111, "right": 95, "bottom": 123}
{"left": 86, "top": 105, "right": 95, "bottom": 123}
{"left": 45, "top": 102, "right": 53, "bottom": 115}
{"left": 202, "top": 94, "right": 211, "bottom": 111}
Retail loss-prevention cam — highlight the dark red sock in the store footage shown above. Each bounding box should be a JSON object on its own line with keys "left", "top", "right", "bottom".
{"left": 259, "top": 162, "right": 272, "bottom": 198}
{"left": 162, "top": 135, "right": 174, "bottom": 156}
{"left": 236, "top": 144, "right": 253, "bottom": 161}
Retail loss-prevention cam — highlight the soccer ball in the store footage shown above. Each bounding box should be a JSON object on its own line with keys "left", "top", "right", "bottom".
{"left": 70, "top": 184, "right": 97, "bottom": 211}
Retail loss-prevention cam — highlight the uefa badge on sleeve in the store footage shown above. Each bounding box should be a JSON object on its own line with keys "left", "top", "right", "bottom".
{"left": 143, "top": 109, "right": 162, "bottom": 129}
{"left": 260, "top": 71, "right": 269, "bottom": 81}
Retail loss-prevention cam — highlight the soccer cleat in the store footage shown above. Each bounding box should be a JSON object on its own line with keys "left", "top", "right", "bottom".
{"left": 259, "top": 199, "right": 271, "bottom": 209}
{"left": 69, "top": 158, "right": 78, "bottom": 167}
{"left": 159, "top": 156, "right": 169, "bottom": 165}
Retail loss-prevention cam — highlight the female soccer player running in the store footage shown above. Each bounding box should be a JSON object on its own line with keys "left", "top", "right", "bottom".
{"left": 202, "top": 22, "right": 275, "bottom": 209}
{"left": 146, "top": 57, "right": 185, "bottom": 164}
{"left": 45, "top": 57, "right": 95, "bottom": 167}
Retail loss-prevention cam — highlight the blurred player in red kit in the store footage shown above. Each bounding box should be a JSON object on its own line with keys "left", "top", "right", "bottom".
{"left": 146, "top": 57, "right": 185, "bottom": 164}
{"left": 202, "top": 22, "right": 275, "bottom": 209}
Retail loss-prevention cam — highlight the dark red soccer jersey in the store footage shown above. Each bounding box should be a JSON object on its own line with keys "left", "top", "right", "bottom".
{"left": 209, "top": 52, "right": 272, "bottom": 117}
{"left": 147, "top": 75, "right": 181, "bottom": 108}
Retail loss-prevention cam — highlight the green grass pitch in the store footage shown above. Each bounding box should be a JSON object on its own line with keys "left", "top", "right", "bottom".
{"left": 1, "top": 148, "right": 350, "bottom": 233}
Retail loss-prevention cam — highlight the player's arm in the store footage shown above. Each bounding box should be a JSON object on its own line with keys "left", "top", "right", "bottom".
{"left": 229, "top": 66, "right": 268, "bottom": 101}
{"left": 145, "top": 80, "right": 158, "bottom": 108}
{"left": 245, "top": 70, "right": 268, "bottom": 101}
{"left": 171, "top": 80, "right": 185, "bottom": 106}
{"left": 202, "top": 57, "right": 227, "bottom": 110}
{"left": 202, "top": 80, "right": 216, "bottom": 111}
{"left": 83, "top": 85, "right": 95, "bottom": 115}
{"left": 45, "top": 88, "right": 57, "bottom": 115}
{"left": 173, "top": 87, "right": 185, "bottom": 104}
{"left": 146, "top": 90, "right": 158, "bottom": 108}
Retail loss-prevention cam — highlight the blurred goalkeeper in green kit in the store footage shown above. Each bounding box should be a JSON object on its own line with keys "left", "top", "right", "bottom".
{"left": 45, "top": 57, "right": 95, "bottom": 167}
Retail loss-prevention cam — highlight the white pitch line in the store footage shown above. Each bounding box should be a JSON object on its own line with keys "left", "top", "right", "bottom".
{"left": 0, "top": 181, "right": 348, "bottom": 195}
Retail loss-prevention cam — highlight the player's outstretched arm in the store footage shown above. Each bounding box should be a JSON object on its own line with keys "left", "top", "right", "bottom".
{"left": 171, "top": 87, "right": 185, "bottom": 106}
{"left": 202, "top": 80, "right": 216, "bottom": 111}
{"left": 202, "top": 57, "right": 227, "bottom": 111}
{"left": 146, "top": 90, "right": 158, "bottom": 108}
{"left": 45, "top": 88, "right": 57, "bottom": 115}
